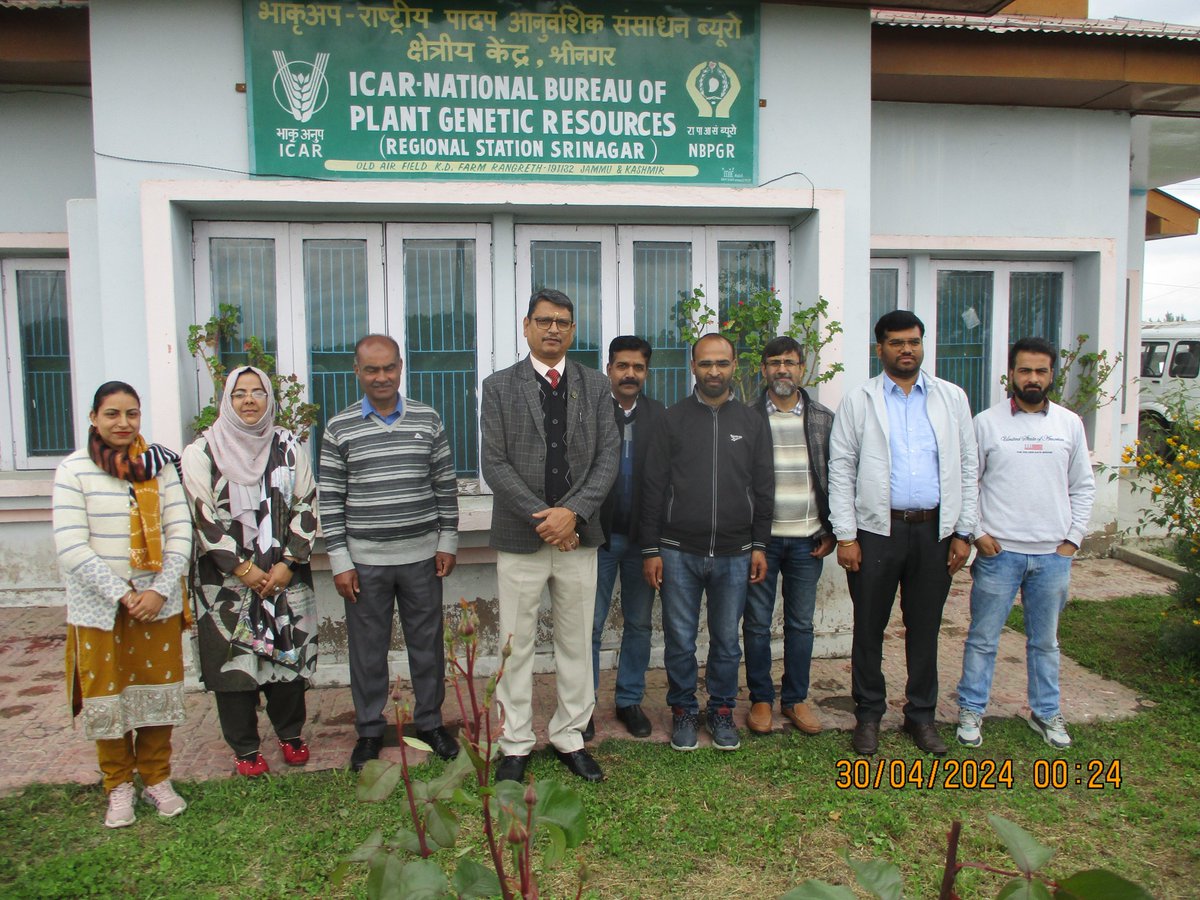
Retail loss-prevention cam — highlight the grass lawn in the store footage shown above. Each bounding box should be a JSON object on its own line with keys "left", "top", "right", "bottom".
{"left": 2, "top": 593, "right": 1197, "bottom": 898}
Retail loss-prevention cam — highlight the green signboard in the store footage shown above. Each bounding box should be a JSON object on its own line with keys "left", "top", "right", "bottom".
{"left": 244, "top": 1, "right": 758, "bottom": 183}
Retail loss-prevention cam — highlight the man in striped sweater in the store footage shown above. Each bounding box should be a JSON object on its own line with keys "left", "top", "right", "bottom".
{"left": 319, "top": 335, "right": 460, "bottom": 771}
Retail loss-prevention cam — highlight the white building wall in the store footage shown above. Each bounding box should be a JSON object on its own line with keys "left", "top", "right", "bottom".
{"left": 871, "top": 102, "right": 1133, "bottom": 541}
{"left": 88, "top": 0, "right": 251, "bottom": 429}
{"left": 0, "top": 88, "right": 94, "bottom": 233}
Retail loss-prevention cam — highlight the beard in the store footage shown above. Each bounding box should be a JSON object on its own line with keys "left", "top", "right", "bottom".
{"left": 770, "top": 377, "right": 797, "bottom": 398}
{"left": 1016, "top": 384, "right": 1047, "bottom": 405}
{"left": 698, "top": 378, "right": 729, "bottom": 399}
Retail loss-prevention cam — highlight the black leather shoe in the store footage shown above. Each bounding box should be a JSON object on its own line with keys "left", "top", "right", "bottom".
{"left": 903, "top": 718, "right": 948, "bottom": 756}
{"left": 494, "top": 753, "right": 530, "bottom": 783}
{"left": 615, "top": 704, "right": 652, "bottom": 738}
{"left": 851, "top": 720, "right": 879, "bottom": 756}
{"left": 349, "top": 736, "right": 382, "bottom": 772}
{"left": 582, "top": 716, "right": 595, "bottom": 742}
{"left": 416, "top": 726, "right": 460, "bottom": 761}
{"left": 554, "top": 748, "right": 604, "bottom": 783}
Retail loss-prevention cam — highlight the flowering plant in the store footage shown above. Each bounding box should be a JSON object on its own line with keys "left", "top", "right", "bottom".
{"left": 1118, "top": 386, "right": 1200, "bottom": 660}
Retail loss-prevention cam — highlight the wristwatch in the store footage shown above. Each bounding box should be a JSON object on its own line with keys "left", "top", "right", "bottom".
{"left": 283, "top": 557, "right": 300, "bottom": 572}
{"left": 952, "top": 531, "right": 976, "bottom": 545}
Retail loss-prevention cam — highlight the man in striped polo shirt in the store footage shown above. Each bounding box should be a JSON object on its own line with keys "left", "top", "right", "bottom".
{"left": 319, "top": 334, "right": 460, "bottom": 771}
{"left": 744, "top": 336, "right": 836, "bottom": 738}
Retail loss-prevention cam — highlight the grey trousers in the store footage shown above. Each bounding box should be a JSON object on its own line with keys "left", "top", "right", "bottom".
{"left": 346, "top": 559, "right": 446, "bottom": 736}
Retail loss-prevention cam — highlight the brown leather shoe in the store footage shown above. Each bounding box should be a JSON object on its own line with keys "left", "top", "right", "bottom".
{"left": 903, "top": 718, "right": 948, "bottom": 756}
{"left": 852, "top": 720, "right": 879, "bottom": 755}
{"left": 747, "top": 702, "right": 773, "bottom": 734}
{"left": 781, "top": 701, "right": 823, "bottom": 735}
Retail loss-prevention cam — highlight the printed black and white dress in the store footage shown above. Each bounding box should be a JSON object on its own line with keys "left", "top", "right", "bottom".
{"left": 181, "top": 429, "right": 319, "bottom": 690}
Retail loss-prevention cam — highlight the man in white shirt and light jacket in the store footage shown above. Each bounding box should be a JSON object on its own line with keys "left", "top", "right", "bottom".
{"left": 828, "top": 310, "right": 978, "bottom": 757}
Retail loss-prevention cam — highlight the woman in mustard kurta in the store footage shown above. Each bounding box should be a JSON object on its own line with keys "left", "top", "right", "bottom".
{"left": 53, "top": 381, "right": 193, "bottom": 828}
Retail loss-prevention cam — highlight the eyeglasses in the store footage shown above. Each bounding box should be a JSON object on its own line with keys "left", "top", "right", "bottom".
{"left": 695, "top": 359, "right": 734, "bottom": 371}
{"left": 231, "top": 390, "right": 269, "bottom": 401}
{"left": 884, "top": 339, "right": 923, "bottom": 350}
{"left": 530, "top": 316, "right": 574, "bottom": 331}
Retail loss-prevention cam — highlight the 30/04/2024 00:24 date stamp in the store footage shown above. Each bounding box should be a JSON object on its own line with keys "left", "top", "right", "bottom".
{"left": 834, "top": 757, "right": 1122, "bottom": 791}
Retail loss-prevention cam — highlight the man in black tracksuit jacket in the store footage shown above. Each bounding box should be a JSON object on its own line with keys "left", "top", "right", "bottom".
{"left": 640, "top": 334, "right": 775, "bottom": 752}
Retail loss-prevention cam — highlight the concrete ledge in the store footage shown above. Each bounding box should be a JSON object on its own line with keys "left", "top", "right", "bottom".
{"left": 1112, "top": 545, "right": 1186, "bottom": 582}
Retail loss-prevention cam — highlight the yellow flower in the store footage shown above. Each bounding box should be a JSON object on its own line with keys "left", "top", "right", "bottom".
{"left": 1152, "top": 485, "right": 1163, "bottom": 494}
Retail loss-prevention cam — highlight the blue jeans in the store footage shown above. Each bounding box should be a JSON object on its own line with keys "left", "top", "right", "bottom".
{"left": 659, "top": 547, "right": 750, "bottom": 714}
{"left": 743, "top": 536, "right": 823, "bottom": 707}
{"left": 592, "top": 532, "right": 654, "bottom": 707}
{"left": 957, "top": 549, "right": 1073, "bottom": 720}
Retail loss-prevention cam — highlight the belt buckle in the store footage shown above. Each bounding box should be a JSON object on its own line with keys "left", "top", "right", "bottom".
{"left": 903, "top": 509, "right": 919, "bottom": 523}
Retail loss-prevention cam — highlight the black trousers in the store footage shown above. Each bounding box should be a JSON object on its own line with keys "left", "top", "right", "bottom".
{"left": 848, "top": 521, "right": 952, "bottom": 724}
{"left": 347, "top": 558, "right": 446, "bottom": 736}
{"left": 214, "top": 679, "right": 307, "bottom": 758}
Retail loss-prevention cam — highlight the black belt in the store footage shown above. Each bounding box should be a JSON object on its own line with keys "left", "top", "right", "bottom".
{"left": 890, "top": 507, "right": 938, "bottom": 524}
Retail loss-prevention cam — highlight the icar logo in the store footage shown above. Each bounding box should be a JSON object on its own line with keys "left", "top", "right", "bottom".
{"left": 271, "top": 51, "right": 330, "bottom": 123}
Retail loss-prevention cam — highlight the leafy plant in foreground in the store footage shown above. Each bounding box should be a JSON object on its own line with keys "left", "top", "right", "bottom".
{"left": 781, "top": 815, "right": 1151, "bottom": 899}
{"left": 336, "top": 600, "right": 587, "bottom": 898}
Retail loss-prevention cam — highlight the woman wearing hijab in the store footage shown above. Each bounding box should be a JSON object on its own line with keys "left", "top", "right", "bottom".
{"left": 53, "top": 381, "right": 193, "bottom": 828}
{"left": 181, "top": 366, "right": 318, "bottom": 777}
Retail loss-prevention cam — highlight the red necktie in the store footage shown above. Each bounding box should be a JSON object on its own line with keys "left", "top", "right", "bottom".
{"left": 547, "top": 369, "right": 560, "bottom": 390}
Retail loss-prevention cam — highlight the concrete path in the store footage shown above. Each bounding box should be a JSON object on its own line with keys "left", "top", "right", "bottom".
{"left": 0, "top": 558, "right": 1174, "bottom": 795}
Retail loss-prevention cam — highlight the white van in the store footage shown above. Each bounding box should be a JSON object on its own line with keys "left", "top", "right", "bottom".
{"left": 1139, "top": 321, "right": 1200, "bottom": 437}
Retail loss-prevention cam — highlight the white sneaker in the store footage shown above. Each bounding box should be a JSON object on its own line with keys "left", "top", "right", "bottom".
{"left": 1028, "top": 712, "right": 1072, "bottom": 749}
{"left": 956, "top": 709, "right": 983, "bottom": 748}
{"left": 104, "top": 781, "right": 136, "bottom": 828}
{"left": 142, "top": 779, "right": 187, "bottom": 818}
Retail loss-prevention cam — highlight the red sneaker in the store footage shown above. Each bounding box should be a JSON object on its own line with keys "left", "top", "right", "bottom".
{"left": 278, "top": 738, "right": 310, "bottom": 766}
{"left": 235, "top": 752, "right": 269, "bottom": 777}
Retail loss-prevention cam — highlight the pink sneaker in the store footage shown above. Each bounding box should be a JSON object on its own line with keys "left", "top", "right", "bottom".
{"left": 235, "top": 752, "right": 270, "bottom": 777}
{"left": 104, "top": 782, "right": 136, "bottom": 828}
{"left": 142, "top": 779, "right": 187, "bottom": 818}
{"left": 278, "top": 738, "right": 310, "bottom": 766}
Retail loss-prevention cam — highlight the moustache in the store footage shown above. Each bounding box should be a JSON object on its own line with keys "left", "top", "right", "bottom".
{"left": 620, "top": 378, "right": 639, "bottom": 386}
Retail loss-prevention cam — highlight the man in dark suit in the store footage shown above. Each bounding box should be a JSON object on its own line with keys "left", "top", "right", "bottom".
{"left": 481, "top": 289, "right": 619, "bottom": 783}
{"left": 589, "top": 336, "right": 667, "bottom": 739}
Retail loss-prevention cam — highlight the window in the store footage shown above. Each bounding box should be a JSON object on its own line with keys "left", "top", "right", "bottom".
{"left": 1141, "top": 341, "right": 1168, "bottom": 378}
{"left": 1170, "top": 342, "right": 1200, "bottom": 379}
{"left": 195, "top": 222, "right": 481, "bottom": 478}
{"left": 521, "top": 225, "right": 789, "bottom": 409}
{"left": 932, "top": 261, "right": 1071, "bottom": 415}
{"left": 2, "top": 258, "right": 74, "bottom": 469}
{"left": 869, "top": 260, "right": 909, "bottom": 377}
{"left": 196, "top": 222, "right": 791, "bottom": 483}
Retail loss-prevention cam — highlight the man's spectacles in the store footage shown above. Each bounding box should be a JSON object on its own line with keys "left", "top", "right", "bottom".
{"left": 764, "top": 358, "right": 801, "bottom": 369}
{"left": 231, "top": 389, "right": 270, "bottom": 401}
{"left": 531, "top": 316, "right": 574, "bottom": 331}
{"left": 695, "top": 359, "right": 734, "bottom": 370}
{"left": 884, "top": 338, "right": 922, "bottom": 350}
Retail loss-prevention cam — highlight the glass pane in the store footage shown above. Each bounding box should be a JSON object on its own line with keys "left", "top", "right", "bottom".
{"left": 530, "top": 241, "right": 601, "bottom": 370}
{"left": 717, "top": 240, "right": 775, "bottom": 316}
{"left": 209, "top": 238, "right": 277, "bottom": 367}
{"left": 936, "top": 270, "right": 993, "bottom": 416}
{"left": 1170, "top": 341, "right": 1200, "bottom": 379}
{"left": 634, "top": 241, "right": 692, "bottom": 407}
{"left": 16, "top": 270, "right": 74, "bottom": 456}
{"left": 1140, "top": 342, "right": 1168, "bottom": 378}
{"left": 1008, "top": 271, "right": 1063, "bottom": 352}
{"left": 404, "top": 239, "right": 478, "bottom": 477}
{"left": 869, "top": 268, "right": 900, "bottom": 378}
{"left": 306, "top": 239, "right": 369, "bottom": 459}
